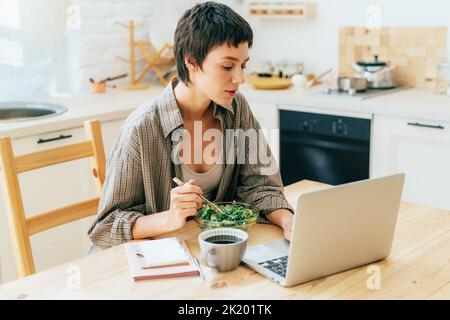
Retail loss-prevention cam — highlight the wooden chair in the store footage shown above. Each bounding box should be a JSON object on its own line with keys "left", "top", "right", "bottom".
{"left": 0, "top": 120, "right": 106, "bottom": 278}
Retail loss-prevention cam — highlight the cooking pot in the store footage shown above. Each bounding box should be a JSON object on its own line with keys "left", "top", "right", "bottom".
{"left": 338, "top": 76, "right": 367, "bottom": 93}
{"left": 353, "top": 55, "right": 396, "bottom": 89}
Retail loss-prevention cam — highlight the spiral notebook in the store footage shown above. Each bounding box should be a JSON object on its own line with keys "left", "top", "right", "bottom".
{"left": 124, "top": 238, "right": 200, "bottom": 281}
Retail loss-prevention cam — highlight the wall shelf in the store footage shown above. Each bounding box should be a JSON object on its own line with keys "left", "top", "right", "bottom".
{"left": 248, "top": 1, "right": 316, "bottom": 19}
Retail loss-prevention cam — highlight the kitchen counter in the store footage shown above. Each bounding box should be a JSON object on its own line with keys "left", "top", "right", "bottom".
{"left": 0, "top": 85, "right": 165, "bottom": 139}
{"left": 2, "top": 81, "right": 450, "bottom": 140}
{"left": 240, "top": 85, "right": 450, "bottom": 122}
{"left": 0, "top": 180, "right": 448, "bottom": 299}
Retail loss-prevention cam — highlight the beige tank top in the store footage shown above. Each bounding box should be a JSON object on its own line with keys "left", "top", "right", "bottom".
{"left": 181, "top": 163, "right": 224, "bottom": 201}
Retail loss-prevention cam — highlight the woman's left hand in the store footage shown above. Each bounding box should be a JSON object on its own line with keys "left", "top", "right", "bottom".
{"left": 282, "top": 216, "right": 294, "bottom": 241}
{"left": 266, "top": 209, "right": 294, "bottom": 241}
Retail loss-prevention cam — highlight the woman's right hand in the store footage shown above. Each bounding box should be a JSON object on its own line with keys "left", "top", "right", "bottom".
{"left": 168, "top": 179, "right": 203, "bottom": 231}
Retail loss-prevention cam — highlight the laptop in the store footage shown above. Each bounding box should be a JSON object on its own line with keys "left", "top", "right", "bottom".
{"left": 242, "top": 173, "right": 405, "bottom": 287}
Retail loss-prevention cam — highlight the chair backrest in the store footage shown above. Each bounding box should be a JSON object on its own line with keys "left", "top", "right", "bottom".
{"left": 0, "top": 119, "right": 106, "bottom": 278}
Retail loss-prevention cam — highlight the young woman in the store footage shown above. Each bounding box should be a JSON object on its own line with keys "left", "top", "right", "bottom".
{"left": 88, "top": 1, "right": 294, "bottom": 250}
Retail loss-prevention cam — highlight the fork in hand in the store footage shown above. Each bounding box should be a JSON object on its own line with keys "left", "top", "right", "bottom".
{"left": 172, "top": 177, "right": 224, "bottom": 214}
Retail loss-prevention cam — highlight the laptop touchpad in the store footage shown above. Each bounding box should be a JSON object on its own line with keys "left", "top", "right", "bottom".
{"left": 244, "top": 240, "right": 290, "bottom": 263}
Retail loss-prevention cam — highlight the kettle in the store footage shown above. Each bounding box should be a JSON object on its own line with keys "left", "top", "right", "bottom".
{"left": 353, "top": 55, "right": 396, "bottom": 89}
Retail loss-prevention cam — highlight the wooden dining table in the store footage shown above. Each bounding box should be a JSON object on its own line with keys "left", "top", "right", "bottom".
{"left": 0, "top": 180, "right": 449, "bottom": 299}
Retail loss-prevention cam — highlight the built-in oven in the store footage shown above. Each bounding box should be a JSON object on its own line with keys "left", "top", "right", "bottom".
{"left": 279, "top": 108, "right": 371, "bottom": 186}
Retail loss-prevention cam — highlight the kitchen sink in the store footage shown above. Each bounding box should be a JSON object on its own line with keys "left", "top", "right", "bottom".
{"left": 0, "top": 101, "right": 67, "bottom": 122}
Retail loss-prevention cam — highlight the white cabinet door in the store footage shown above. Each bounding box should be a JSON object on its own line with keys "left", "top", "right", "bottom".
{"left": 0, "top": 118, "right": 126, "bottom": 284}
{"left": 372, "top": 115, "right": 450, "bottom": 210}
{"left": 247, "top": 101, "right": 280, "bottom": 164}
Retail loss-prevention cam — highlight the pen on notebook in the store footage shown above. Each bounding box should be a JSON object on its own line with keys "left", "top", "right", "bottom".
{"left": 136, "top": 248, "right": 144, "bottom": 257}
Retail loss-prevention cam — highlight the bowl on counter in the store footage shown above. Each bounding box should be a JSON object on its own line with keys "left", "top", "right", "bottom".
{"left": 248, "top": 74, "right": 292, "bottom": 90}
{"left": 195, "top": 201, "right": 259, "bottom": 231}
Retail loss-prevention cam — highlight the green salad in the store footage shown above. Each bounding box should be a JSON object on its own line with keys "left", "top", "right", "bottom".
{"left": 196, "top": 203, "right": 257, "bottom": 228}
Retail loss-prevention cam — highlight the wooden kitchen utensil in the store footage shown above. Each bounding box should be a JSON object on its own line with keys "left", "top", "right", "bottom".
{"left": 115, "top": 20, "right": 149, "bottom": 90}
{"left": 98, "top": 73, "right": 128, "bottom": 84}
{"left": 116, "top": 20, "right": 176, "bottom": 89}
{"left": 306, "top": 68, "right": 333, "bottom": 87}
{"left": 135, "top": 41, "right": 176, "bottom": 86}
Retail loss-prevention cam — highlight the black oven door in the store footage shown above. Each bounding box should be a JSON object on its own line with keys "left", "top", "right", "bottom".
{"left": 279, "top": 110, "right": 371, "bottom": 186}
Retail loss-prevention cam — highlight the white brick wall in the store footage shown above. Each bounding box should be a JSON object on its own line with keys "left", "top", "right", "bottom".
{"left": 65, "top": 0, "right": 192, "bottom": 93}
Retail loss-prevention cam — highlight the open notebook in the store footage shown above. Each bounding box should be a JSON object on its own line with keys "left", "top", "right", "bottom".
{"left": 138, "top": 238, "right": 191, "bottom": 268}
{"left": 124, "top": 238, "right": 200, "bottom": 281}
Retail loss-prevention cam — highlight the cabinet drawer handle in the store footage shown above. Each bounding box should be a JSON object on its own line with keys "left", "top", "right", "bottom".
{"left": 37, "top": 134, "right": 73, "bottom": 144}
{"left": 407, "top": 122, "right": 444, "bottom": 130}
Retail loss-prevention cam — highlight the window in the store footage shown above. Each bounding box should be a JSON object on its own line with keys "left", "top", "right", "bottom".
{"left": 0, "top": 0, "right": 68, "bottom": 100}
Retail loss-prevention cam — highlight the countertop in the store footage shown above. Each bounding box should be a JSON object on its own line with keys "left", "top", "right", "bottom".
{"left": 239, "top": 85, "right": 450, "bottom": 122}
{"left": 0, "top": 86, "right": 165, "bottom": 139}
{"left": 0, "top": 180, "right": 448, "bottom": 299}
{"left": 1, "top": 81, "right": 450, "bottom": 140}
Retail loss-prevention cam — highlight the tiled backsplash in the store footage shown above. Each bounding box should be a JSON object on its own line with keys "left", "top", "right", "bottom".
{"left": 339, "top": 27, "right": 448, "bottom": 89}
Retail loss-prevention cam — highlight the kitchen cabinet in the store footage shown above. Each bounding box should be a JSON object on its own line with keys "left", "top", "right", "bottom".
{"left": 247, "top": 101, "right": 280, "bottom": 164}
{"left": 0, "top": 118, "right": 126, "bottom": 283}
{"left": 371, "top": 114, "right": 450, "bottom": 210}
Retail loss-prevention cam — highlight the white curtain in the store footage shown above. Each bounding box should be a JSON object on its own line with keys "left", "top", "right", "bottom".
{"left": 0, "top": 0, "right": 68, "bottom": 101}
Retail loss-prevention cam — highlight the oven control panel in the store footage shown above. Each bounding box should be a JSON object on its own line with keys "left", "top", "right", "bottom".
{"left": 332, "top": 118, "right": 348, "bottom": 135}
{"left": 280, "top": 110, "right": 371, "bottom": 141}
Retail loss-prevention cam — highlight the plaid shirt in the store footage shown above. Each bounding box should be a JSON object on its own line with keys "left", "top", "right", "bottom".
{"left": 88, "top": 78, "right": 293, "bottom": 249}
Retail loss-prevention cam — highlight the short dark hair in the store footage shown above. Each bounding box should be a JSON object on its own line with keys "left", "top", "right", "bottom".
{"left": 173, "top": 1, "right": 253, "bottom": 85}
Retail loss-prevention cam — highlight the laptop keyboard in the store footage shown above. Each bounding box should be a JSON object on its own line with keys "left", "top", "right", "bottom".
{"left": 258, "top": 255, "right": 288, "bottom": 278}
